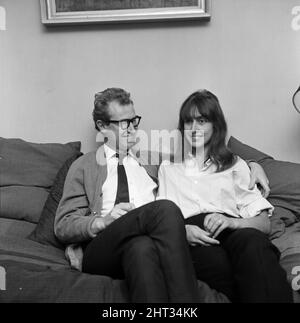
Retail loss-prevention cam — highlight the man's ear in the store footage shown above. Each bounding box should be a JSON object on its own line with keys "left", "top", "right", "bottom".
{"left": 96, "top": 120, "right": 107, "bottom": 132}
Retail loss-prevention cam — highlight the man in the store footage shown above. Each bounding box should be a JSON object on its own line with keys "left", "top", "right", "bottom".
{"left": 54, "top": 88, "right": 270, "bottom": 303}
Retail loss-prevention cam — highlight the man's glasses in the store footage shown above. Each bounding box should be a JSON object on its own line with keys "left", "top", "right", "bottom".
{"left": 104, "top": 115, "right": 142, "bottom": 130}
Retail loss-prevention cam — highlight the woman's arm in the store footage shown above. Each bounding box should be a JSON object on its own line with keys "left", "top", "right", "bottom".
{"left": 230, "top": 210, "right": 271, "bottom": 234}
{"left": 204, "top": 211, "right": 271, "bottom": 239}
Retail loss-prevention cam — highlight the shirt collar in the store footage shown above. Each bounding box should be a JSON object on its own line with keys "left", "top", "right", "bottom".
{"left": 104, "top": 144, "right": 136, "bottom": 161}
{"left": 128, "top": 149, "right": 138, "bottom": 160}
{"left": 103, "top": 144, "right": 118, "bottom": 161}
{"left": 184, "top": 153, "right": 213, "bottom": 170}
{"left": 204, "top": 158, "right": 212, "bottom": 167}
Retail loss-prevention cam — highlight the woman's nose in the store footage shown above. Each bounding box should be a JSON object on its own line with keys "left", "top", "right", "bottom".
{"left": 192, "top": 120, "right": 198, "bottom": 131}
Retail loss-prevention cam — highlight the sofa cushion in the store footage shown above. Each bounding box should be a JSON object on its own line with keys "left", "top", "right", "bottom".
{"left": 0, "top": 186, "right": 49, "bottom": 223}
{"left": 227, "top": 136, "right": 274, "bottom": 163}
{"left": 0, "top": 137, "right": 81, "bottom": 223}
{"left": 0, "top": 218, "right": 36, "bottom": 239}
{"left": 228, "top": 136, "right": 300, "bottom": 221}
{"left": 261, "top": 159, "right": 300, "bottom": 219}
{"left": 28, "top": 152, "right": 83, "bottom": 249}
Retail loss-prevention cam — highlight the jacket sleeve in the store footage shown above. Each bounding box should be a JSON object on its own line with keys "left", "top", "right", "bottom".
{"left": 54, "top": 158, "right": 98, "bottom": 244}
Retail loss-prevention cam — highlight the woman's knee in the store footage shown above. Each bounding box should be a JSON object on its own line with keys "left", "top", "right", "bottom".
{"left": 228, "top": 228, "right": 277, "bottom": 255}
{"left": 191, "top": 246, "right": 232, "bottom": 279}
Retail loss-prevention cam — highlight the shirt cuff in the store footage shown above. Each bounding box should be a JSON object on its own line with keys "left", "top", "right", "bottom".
{"left": 245, "top": 160, "right": 257, "bottom": 166}
{"left": 239, "top": 198, "right": 274, "bottom": 218}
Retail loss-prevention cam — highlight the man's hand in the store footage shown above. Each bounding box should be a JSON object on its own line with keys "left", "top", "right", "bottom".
{"left": 91, "top": 203, "right": 135, "bottom": 235}
{"left": 248, "top": 162, "right": 270, "bottom": 198}
{"left": 203, "top": 213, "right": 237, "bottom": 239}
{"left": 185, "top": 224, "right": 220, "bottom": 247}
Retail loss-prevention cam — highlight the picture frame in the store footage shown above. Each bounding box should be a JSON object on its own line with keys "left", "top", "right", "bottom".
{"left": 40, "top": 0, "right": 210, "bottom": 25}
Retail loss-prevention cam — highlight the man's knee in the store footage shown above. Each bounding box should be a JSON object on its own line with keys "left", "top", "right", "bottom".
{"left": 122, "top": 237, "right": 160, "bottom": 282}
{"left": 154, "top": 199, "right": 184, "bottom": 223}
{"left": 124, "top": 236, "right": 156, "bottom": 259}
{"left": 155, "top": 199, "right": 181, "bottom": 212}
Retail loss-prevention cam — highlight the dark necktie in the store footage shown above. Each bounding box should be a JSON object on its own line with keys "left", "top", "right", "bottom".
{"left": 114, "top": 153, "right": 130, "bottom": 205}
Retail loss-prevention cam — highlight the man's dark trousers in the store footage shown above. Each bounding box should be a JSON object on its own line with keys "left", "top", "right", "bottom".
{"left": 83, "top": 200, "right": 200, "bottom": 303}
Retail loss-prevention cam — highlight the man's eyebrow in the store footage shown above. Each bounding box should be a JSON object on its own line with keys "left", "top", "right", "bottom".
{"left": 110, "top": 116, "right": 136, "bottom": 121}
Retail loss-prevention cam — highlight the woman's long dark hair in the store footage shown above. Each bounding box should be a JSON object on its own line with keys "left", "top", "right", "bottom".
{"left": 178, "top": 90, "right": 236, "bottom": 172}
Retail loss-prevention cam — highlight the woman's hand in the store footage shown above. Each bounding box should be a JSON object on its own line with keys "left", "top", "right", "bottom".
{"left": 185, "top": 224, "right": 220, "bottom": 247}
{"left": 204, "top": 213, "right": 237, "bottom": 239}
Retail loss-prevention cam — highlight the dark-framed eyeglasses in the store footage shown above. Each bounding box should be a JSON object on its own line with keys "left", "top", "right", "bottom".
{"left": 104, "top": 115, "right": 142, "bottom": 130}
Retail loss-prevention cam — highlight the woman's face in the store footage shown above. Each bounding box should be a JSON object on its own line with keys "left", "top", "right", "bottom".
{"left": 183, "top": 110, "right": 214, "bottom": 149}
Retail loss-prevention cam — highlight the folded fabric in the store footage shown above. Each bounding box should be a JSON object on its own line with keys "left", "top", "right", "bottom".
{"left": 0, "top": 137, "right": 81, "bottom": 223}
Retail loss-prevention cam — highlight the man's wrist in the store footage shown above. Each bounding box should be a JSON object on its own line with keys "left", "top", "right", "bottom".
{"left": 90, "top": 215, "right": 106, "bottom": 236}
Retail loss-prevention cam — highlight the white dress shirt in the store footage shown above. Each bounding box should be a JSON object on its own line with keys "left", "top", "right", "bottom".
{"left": 157, "top": 156, "right": 273, "bottom": 219}
{"left": 100, "top": 145, "right": 157, "bottom": 217}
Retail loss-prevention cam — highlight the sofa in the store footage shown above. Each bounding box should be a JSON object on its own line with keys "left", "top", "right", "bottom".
{"left": 0, "top": 136, "right": 299, "bottom": 303}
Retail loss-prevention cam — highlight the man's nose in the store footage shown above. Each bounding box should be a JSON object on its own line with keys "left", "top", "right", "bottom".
{"left": 127, "top": 122, "right": 136, "bottom": 133}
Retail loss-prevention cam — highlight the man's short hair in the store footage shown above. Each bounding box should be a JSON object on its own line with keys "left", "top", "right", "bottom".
{"left": 93, "top": 88, "right": 133, "bottom": 130}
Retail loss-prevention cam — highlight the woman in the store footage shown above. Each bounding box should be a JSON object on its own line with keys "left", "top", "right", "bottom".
{"left": 158, "top": 90, "right": 292, "bottom": 303}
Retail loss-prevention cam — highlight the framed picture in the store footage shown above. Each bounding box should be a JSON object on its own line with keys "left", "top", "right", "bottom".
{"left": 40, "top": 0, "right": 210, "bottom": 25}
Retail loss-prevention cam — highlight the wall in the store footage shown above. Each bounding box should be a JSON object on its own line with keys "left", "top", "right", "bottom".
{"left": 0, "top": 0, "right": 300, "bottom": 162}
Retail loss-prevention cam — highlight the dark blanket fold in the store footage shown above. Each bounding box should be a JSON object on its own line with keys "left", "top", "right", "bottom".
{"left": 0, "top": 260, "right": 128, "bottom": 303}
{"left": 0, "top": 236, "right": 129, "bottom": 302}
{"left": 0, "top": 235, "right": 229, "bottom": 303}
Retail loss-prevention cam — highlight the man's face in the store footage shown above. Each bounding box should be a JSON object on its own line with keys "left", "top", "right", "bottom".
{"left": 102, "top": 101, "right": 138, "bottom": 153}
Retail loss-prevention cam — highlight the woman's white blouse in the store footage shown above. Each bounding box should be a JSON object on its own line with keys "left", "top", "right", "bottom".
{"left": 157, "top": 156, "right": 273, "bottom": 219}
